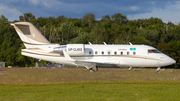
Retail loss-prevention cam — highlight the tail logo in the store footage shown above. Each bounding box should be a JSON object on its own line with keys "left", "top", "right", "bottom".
{"left": 31, "top": 33, "right": 35, "bottom": 38}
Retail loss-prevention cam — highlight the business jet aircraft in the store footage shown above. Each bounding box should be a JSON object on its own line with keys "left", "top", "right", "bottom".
{"left": 11, "top": 22, "right": 176, "bottom": 72}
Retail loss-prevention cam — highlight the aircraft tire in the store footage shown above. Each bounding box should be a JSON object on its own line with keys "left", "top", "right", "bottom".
{"left": 89, "top": 66, "right": 98, "bottom": 72}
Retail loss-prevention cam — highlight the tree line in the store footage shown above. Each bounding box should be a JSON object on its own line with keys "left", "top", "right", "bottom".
{"left": 0, "top": 12, "right": 179, "bottom": 68}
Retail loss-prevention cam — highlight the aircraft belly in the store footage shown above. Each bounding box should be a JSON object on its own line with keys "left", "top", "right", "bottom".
{"left": 73, "top": 56, "right": 120, "bottom": 64}
{"left": 73, "top": 56, "right": 148, "bottom": 67}
{"left": 72, "top": 55, "right": 163, "bottom": 68}
{"left": 118, "top": 57, "right": 159, "bottom": 67}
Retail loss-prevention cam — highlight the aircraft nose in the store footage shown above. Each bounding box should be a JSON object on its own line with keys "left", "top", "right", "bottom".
{"left": 169, "top": 58, "right": 176, "bottom": 65}
{"left": 172, "top": 59, "right": 176, "bottom": 64}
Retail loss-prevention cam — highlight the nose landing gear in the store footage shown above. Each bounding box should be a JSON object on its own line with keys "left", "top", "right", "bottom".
{"left": 156, "top": 67, "right": 161, "bottom": 73}
{"left": 129, "top": 67, "right": 132, "bottom": 70}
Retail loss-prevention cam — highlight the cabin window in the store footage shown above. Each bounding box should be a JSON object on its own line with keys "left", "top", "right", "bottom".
{"left": 89, "top": 51, "right": 92, "bottom": 55}
{"left": 102, "top": 51, "right": 104, "bottom": 55}
{"left": 95, "top": 51, "right": 98, "bottom": 55}
{"left": 133, "top": 52, "right": 136, "bottom": 55}
{"left": 127, "top": 52, "right": 129, "bottom": 55}
{"left": 121, "top": 52, "right": 123, "bottom": 55}
{"left": 108, "top": 51, "right": 111, "bottom": 55}
{"left": 148, "top": 49, "right": 161, "bottom": 53}
{"left": 114, "top": 52, "right": 117, "bottom": 55}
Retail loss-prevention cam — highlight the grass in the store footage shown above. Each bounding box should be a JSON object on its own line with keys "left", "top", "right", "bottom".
{"left": 0, "top": 83, "right": 180, "bottom": 101}
{"left": 0, "top": 68, "right": 180, "bottom": 101}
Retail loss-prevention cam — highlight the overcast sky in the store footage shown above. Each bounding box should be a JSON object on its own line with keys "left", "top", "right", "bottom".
{"left": 1, "top": 0, "right": 180, "bottom": 23}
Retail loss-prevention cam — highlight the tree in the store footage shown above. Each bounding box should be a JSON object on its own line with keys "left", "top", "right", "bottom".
{"left": 111, "top": 13, "right": 128, "bottom": 25}
{"left": 19, "top": 12, "right": 36, "bottom": 21}
{"left": 81, "top": 13, "right": 95, "bottom": 29}
{"left": 101, "top": 15, "right": 111, "bottom": 22}
{"left": 0, "top": 15, "right": 8, "bottom": 44}
{"left": 71, "top": 32, "right": 90, "bottom": 44}
{"left": 115, "top": 25, "right": 130, "bottom": 44}
{"left": 91, "top": 24, "right": 106, "bottom": 44}
{"left": 37, "top": 17, "right": 47, "bottom": 27}
{"left": 100, "top": 15, "right": 111, "bottom": 29}
{"left": 15, "top": 44, "right": 35, "bottom": 67}
{"left": 157, "top": 43, "right": 178, "bottom": 68}
{"left": 60, "top": 22, "right": 75, "bottom": 43}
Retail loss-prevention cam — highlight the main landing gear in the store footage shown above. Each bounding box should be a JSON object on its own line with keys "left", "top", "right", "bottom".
{"left": 89, "top": 66, "right": 98, "bottom": 72}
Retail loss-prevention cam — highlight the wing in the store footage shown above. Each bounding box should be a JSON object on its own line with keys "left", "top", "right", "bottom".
{"left": 63, "top": 50, "right": 119, "bottom": 69}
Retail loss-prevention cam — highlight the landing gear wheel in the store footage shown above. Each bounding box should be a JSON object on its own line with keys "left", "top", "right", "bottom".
{"left": 89, "top": 67, "right": 98, "bottom": 72}
{"left": 89, "top": 69, "right": 94, "bottom": 72}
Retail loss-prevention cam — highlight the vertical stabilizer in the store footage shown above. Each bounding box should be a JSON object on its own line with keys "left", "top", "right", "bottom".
{"left": 11, "top": 22, "right": 50, "bottom": 48}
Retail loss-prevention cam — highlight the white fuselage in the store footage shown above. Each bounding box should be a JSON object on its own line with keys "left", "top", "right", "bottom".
{"left": 21, "top": 44, "right": 176, "bottom": 68}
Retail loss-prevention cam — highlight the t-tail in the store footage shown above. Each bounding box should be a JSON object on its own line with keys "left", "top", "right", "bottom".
{"left": 11, "top": 22, "right": 50, "bottom": 48}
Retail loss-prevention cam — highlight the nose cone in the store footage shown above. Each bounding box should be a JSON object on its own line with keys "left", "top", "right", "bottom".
{"left": 171, "top": 59, "right": 176, "bottom": 64}
{"left": 160, "top": 54, "right": 176, "bottom": 67}
{"left": 168, "top": 58, "right": 176, "bottom": 65}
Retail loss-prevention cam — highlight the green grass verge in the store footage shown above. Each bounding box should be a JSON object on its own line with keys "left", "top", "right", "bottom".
{"left": 0, "top": 68, "right": 180, "bottom": 101}
{"left": 0, "top": 83, "right": 180, "bottom": 101}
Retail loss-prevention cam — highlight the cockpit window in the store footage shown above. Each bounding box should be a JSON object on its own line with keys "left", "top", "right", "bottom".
{"left": 148, "top": 49, "right": 161, "bottom": 53}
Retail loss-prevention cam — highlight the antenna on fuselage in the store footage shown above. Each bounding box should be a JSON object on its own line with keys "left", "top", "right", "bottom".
{"left": 103, "top": 42, "right": 107, "bottom": 45}
{"left": 89, "top": 42, "right": 92, "bottom": 45}
{"left": 129, "top": 42, "right": 133, "bottom": 45}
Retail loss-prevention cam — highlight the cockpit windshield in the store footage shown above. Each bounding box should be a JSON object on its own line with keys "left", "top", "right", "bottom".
{"left": 148, "top": 49, "right": 161, "bottom": 53}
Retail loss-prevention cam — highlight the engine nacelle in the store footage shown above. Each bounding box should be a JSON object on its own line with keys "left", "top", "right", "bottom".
{"left": 67, "top": 44, "right": 85, "bottom": 56}
{"left": 53, "top": 45, "right": 66, "bottom": 53}
{"left": 53, "top": 44, "right": 85, "bottom": 56}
